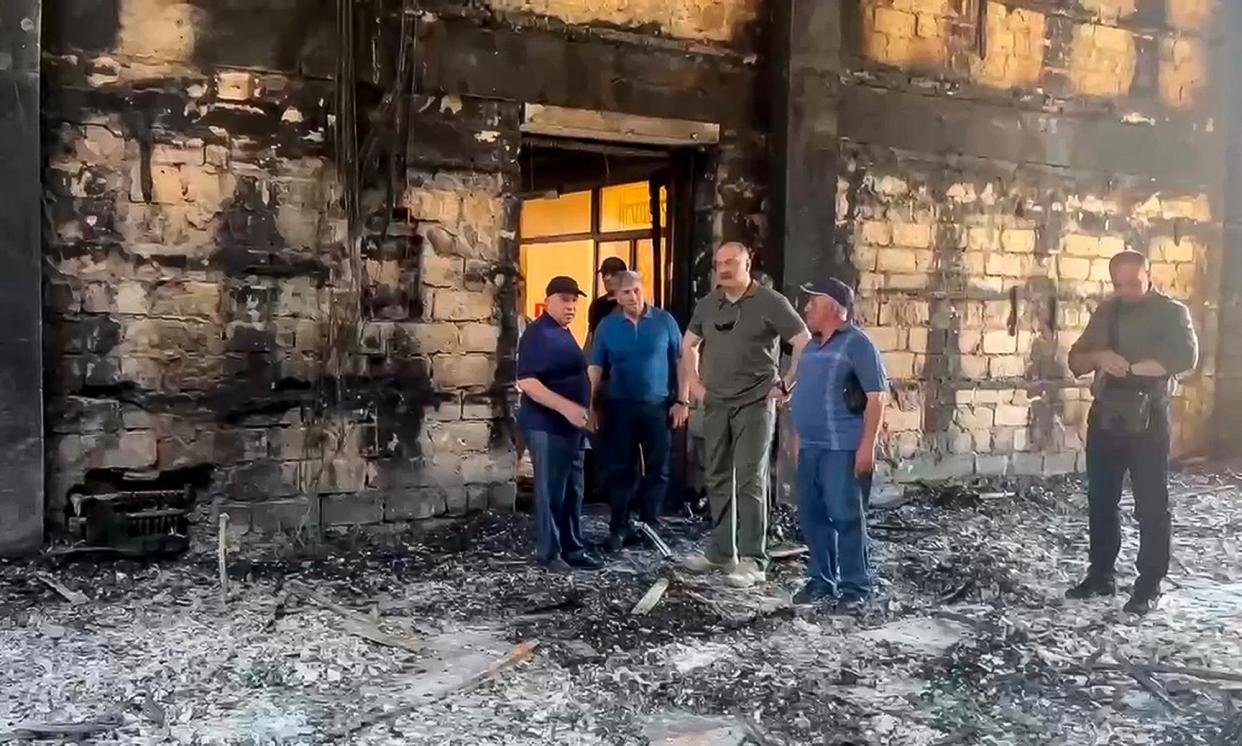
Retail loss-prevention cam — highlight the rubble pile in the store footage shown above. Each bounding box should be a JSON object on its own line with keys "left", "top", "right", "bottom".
{"left": 2, "top": 470, "right": 1241, "bottom": 744}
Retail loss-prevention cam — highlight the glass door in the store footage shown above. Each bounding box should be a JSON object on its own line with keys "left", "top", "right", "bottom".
{"left": 519, "top": 181, "right": 669, "bottom": 346}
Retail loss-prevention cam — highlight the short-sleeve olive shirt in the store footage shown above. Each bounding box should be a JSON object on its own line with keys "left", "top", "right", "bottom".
{"left": 1069, "top": 289, "right": 1198, "bottom": 394}
{"left": 688, "top": 283, "right": 808, "bottom": 405}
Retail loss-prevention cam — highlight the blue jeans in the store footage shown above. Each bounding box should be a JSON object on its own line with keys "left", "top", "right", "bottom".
{"left": 603, "top": 399, "right": 671, "bottom": 534}
{"left": 525, "top": 429, "right": 587, "bottom": 564}
{"left": 797, "top": 447, "right": 872, "bottom": 597}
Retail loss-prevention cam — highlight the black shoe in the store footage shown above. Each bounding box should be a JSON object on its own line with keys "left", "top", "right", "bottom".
{"left": 1123, "top": 589, "right": 1162, "bottom": 616}
{"left": 564, "top": 553, "right": 603, "bottom": 570}
{"left": 792, "top": 581, "right": 835, "bottom": 606}
{"left": 1066, "top": 575, "right": 1116, "bottom": 600}
{"left": 605, "top": 533, "right": 625, "bottom": 553}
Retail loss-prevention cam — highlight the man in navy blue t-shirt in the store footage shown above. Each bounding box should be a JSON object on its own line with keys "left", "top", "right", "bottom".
{"left": 517, "top": 276, "right": 602, "bottom": 570}
{"left": 790, "top": 278, "right": 889, "bottom": 609}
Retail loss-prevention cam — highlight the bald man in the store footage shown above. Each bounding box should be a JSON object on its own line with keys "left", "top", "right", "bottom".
{"left": 678, "top": 243, "right": 811, "bottom": 588}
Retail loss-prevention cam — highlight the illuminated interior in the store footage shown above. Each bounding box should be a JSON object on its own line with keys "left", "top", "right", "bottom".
{"left": 520, "top": 182, "right": 669, "bottom": 345}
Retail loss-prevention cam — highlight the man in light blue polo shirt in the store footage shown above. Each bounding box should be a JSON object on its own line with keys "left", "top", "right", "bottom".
{"left": 790, "top": 278, "right": 889, "bottom": 609}
{"left": 588, "top": 271, "right": 686, "bottom": 552}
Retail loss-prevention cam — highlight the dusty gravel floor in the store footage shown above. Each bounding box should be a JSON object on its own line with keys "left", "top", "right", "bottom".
{"left": 2, "top": 469, "right": 1241, "bottom": 745}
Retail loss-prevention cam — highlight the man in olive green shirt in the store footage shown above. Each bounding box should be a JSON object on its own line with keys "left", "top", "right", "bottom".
{"left": 678, "top": 243, "right": 811, "bottom": 588}
{"left": 1066, "top": 250, "right": 1198, "bottom": 615}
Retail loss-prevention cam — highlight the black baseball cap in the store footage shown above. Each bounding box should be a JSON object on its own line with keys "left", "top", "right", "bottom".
{"left": 545, "top": 276, "right": 587, "bottom": 297}
{"left": 599, "top": 257, "right": 628, "bottom": 275}
{"left": 801, "top": 278, "right": 855, "bottom": 312}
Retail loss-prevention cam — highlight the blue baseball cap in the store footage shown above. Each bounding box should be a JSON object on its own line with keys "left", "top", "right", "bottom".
{"left": 800, "top": 278, "right": 855, "bottom": 312}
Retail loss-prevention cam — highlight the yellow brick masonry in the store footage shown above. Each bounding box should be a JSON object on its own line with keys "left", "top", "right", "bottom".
{"left": 1068, "top": 23, "right": 1137, "bottom": 98}
{"left": 863, "top": 0, "right": 951, "bottom": 70}
{"left": 852, "top": 183, "right": 1217, "bottom": 481}
{"left": 971, "top": 3, "right": 1046, "bottom": 89}
{"left": 857, "top": 0, "right": 1218, "bottom": 118}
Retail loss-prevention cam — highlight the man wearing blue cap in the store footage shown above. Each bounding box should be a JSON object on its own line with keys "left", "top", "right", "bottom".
{"left": 516, "top": 276, "right": 602, "bottom": 571}
{"left": 790, "top": 278, "right": 889, "bottom": 608}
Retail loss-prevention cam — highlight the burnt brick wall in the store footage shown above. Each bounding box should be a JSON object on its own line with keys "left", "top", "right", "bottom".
{"left": 1214, "top": 1, "right": 1242, "bottom": 455}
{"left": 36, "top": 0, "right": 769, "bottom": 540}
{"left": 0, "top": 0, "right": 45, "bottom": 555}
{"left": 38, "top": 0, "right": 527, "bottom": 536}
{"left": 834, "top": 0, "right": 1225, "bottom": 480}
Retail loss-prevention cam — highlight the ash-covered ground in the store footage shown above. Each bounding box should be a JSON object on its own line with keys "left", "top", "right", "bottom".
{"left": 3, "top": 470, "right": 1242, "bottom": 745}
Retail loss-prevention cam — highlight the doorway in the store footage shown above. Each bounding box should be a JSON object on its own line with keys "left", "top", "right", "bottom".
{"left": 517, "top": 139, "right": 674, "bottom": 345}
{"left": 515, "top": 136, "right": 695, "bottom": 506}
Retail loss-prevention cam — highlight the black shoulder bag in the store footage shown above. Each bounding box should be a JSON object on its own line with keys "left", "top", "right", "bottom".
{"left": 844, "top": 372, "right": 867, "bottom": 415}
{"left": 842, "top": 329, "right": 894, "bottom": 415}
{"left": 1093, "top": 303, "right": 1153, "bottom": 436}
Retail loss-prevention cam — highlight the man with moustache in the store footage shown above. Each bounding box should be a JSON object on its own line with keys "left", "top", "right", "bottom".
{"left": 789, "top": 279, "right": 888, "bottom": 609}
{"left": 1065, "top": 250, "right": 1198, "bottom": 615}
{"left": 517, "top": 276, "right": 603, "bottom": 571}
{"left": 588, "top": 270, "right": 686, "bottom": 551}
{"left": 678, "top": 242, "right": 811, "bottom": 588}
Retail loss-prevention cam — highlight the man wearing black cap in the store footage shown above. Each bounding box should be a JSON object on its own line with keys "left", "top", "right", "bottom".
{"left": 789, "top": 278, "right": 889, "bottom": 609}
{"left": 588, "top": 257, "right": 629, "bottom": 337}
{"left": 516, "top": 276, "right": 602, "bottom": 571}
{"left": 584, "top": 256, "right": 629, "bottom": 500}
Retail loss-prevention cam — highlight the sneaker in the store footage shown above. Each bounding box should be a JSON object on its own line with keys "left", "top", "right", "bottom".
{"left": 1123, "top": 589, "right": 1162, "bottom": 616}
{"left": 1066, "top": 575, "right": 1116, "bottom": 600}
{"left": 793, "top": 581, "right": 835, "bottom": 606}
{"left": 682, "top": 554, "right": 735, "bottom": 574}
{"left": 724, "top": 559, "right": 766, "bottom": 588}
{"left": 564, "top": 553, "right": 603, "bottom": 571}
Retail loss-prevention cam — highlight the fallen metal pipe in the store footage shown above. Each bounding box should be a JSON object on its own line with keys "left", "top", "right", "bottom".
{"left": 634, "top": 521, "right": 673, "bottom": 560}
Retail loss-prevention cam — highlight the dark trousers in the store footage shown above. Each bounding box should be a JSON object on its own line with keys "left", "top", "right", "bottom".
{"left": 526, "top": 429, "right": 587, "bottom": 564}
{"left": 603, "top": 399, "right": 671, "bottom": 534}
{"left": 1084, "top": 403, "right": 1171, "bottom": 593}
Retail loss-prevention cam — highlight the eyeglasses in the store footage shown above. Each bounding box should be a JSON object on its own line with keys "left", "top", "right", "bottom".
{"left": 714, "top": 304, "right": 740, "bottom": 333}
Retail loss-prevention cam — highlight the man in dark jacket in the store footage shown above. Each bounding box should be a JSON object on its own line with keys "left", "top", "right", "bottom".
{"left": 588, "top": 256, "right": 629, "bottom": 337}
{"left": 1066, "top": 250, "right": 1198, "bottom": 615}
{"left": 583, "top": 256, "right": 629, "bottom": 500}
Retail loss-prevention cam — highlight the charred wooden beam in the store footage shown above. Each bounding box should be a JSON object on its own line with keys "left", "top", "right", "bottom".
{"left": 840, "top": 85, "right": 1222, "bottom": 188}
{"left": 414, "top": 13, "right": 762, "bottom": 129}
